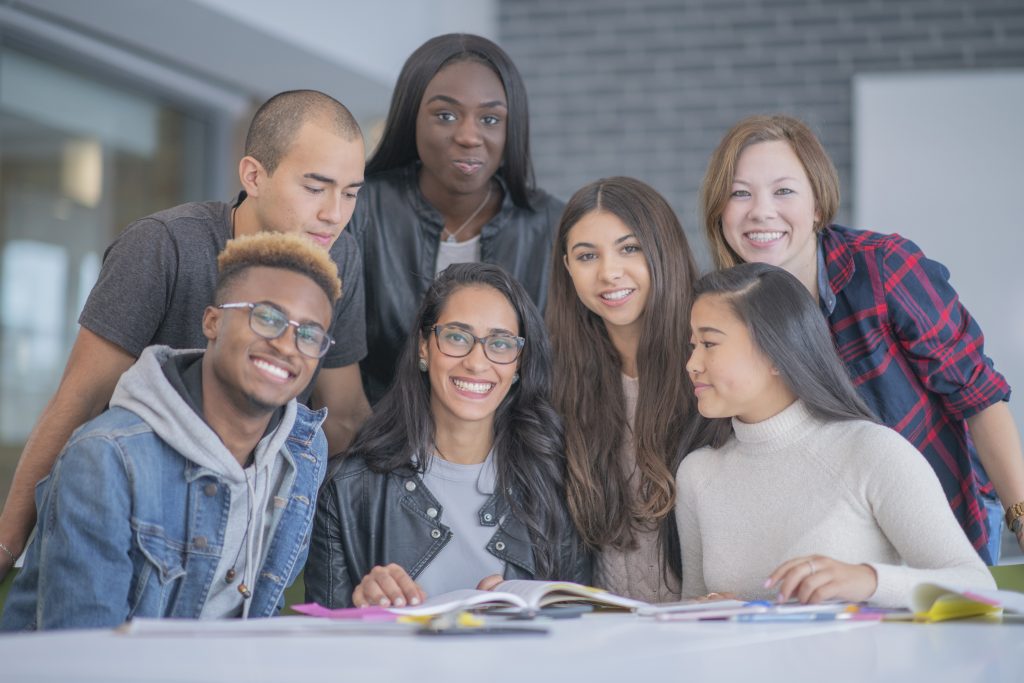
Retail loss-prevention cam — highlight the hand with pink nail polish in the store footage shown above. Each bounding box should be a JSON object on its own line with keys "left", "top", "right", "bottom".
{"left": 352, "top": 563, "right": 426, "bottom": 608}
{"left": 765, "top": 555, "right": 878, "bottom": 604}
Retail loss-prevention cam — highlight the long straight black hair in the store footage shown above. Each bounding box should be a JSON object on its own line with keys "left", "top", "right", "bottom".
{"left": 366, "top": 33, "right": 536, "bottom": 209}
{"left": 686, "top": 262, "right": 877, "bottom": 450}
{"left": 345, "top": 263, "right": 578, "bottom": 578}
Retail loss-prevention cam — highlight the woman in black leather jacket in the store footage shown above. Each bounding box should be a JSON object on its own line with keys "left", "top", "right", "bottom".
{"left": 306, "top": 263, "right": 589, "bottom": 608}
{"left": 348, "top": 33, "right": 565, "bottom": 404}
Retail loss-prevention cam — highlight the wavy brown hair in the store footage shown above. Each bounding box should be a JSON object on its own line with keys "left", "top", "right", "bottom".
{"left": 700, "top": 114, "right": 840, "bottom": 269}
{"left": 547, "top": 177, "right": 700, "bottom": 569}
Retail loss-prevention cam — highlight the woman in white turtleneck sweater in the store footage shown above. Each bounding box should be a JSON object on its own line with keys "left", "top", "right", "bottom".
{"left": 676, "top": 263, "right": 994, "bottom": 608}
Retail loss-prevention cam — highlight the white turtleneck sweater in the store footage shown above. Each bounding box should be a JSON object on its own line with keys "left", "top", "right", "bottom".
{"left": 674, "top": 400, "right": 994, "bottom": 608}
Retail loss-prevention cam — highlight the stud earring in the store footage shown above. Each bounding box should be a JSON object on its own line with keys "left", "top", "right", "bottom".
{"left": 418, "top": 358, "right": 428, "bottom": 372}
{"left": 512, "top": 373, "right": 519, "bottom": 384}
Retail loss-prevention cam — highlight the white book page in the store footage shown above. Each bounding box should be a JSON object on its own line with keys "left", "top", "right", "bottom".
{"left": 494, "top": 580, "right": 649, "bottom": 609}
{"left": 388, "top": 589, "right": 528, "bottom": 617}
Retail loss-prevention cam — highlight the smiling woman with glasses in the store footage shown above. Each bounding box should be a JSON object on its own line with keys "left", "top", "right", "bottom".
{"left": 217, "top": 301, "right": 335, "bottom": 358}
{"left": 430, "top": 323, "right": 524, "bottom": 364}
{"left": 306, "top": 262, "right": 589, "bottom": 608}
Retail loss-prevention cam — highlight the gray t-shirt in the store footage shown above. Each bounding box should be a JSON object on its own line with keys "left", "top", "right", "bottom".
{"left": 415, "top": 453, "right": 506, "bottom": 596}
{"left": 79, "top": 195, "right": 367, "bottom": 397}
{"left": 434, "top": 234, "right": 481, "bottom": 276}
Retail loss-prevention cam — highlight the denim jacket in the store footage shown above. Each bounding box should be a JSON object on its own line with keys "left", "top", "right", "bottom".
{"left": 1, "top": 402, "right": 327, "bottom": 631}
{"left": 304, "top": 455, "right": 591, "bottom": 608}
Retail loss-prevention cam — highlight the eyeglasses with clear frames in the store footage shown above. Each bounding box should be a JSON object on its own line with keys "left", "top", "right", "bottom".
{"left": 217, "top": 302, "right": 334, "bottom": 359}
{"left": 430, "top": 324, "right": 524, "bottom": 364}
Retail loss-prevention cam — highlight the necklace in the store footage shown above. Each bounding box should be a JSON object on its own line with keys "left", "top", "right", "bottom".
{"left": 224, "top": 457, "right": 256, "bottom": 600}
{"left": 442, "top": 184, "right": 493, "bottom": 243}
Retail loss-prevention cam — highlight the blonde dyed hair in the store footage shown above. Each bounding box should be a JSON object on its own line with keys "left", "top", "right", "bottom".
{"left": 700, "top": 114, "right": 840, "bottom": 269}
{"left": 216, "top": 232, "right": 341, "bottom": 304}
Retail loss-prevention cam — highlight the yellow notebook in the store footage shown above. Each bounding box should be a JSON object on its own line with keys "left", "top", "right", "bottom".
{"left": 910, "top": 583, "right": 1024, "bottom": 622}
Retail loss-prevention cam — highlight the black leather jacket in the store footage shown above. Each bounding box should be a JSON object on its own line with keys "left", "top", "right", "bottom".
{"left": 347, "top": 164, "right": 564, "bottom": 403}
{"left": 305, "top": 455, "right": 591, "bottom": 608}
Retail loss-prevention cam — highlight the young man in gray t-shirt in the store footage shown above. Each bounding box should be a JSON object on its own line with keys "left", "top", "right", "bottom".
{"left": 0, "top": 90, "right": 369, "bottom": 579}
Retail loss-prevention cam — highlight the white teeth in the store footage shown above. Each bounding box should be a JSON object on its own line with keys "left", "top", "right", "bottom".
{"left": 253, "top": 358, "right": 289, "bottom": 379}
{"left": 746, "top": 231, "right": 784, "bottom": 242}
{"left": 601, "top": 289, "right": 634, "bottom": 301}
{"left": 452, "top": 378, "right": 494, "bottom": 394}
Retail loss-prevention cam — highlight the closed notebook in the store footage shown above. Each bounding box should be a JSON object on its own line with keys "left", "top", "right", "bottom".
{"left": 388, "top": 580, "right": 648, "bottom": 617}
{"left": 910, "top": 583, "right": 1024, "bottom": 622}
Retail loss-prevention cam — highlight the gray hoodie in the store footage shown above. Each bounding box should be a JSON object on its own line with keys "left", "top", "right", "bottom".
{"left": 110, "top": 345, "right": 298, "bottom": 618}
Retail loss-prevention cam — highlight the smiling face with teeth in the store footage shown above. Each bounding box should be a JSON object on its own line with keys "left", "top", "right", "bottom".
{"left": 203, "top": 266, "right": 332, "bottom": 418}
{"left": 721, "top": 140, "right": 820, "bottom": 292}
{"left": 563, "top": 210, "right": 651, "bottom": 344}
{"left": 419, "top": 284, "right": 520, "bottom": 433}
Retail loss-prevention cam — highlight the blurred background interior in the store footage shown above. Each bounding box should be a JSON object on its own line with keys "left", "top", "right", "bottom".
{"left": 0, "top": 0, "right": 1021, "bottom": 559}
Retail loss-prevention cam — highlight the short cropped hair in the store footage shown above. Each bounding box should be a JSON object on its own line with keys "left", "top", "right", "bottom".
{"left": 216, "top": 233, "right": 342, "bottom": 305}
{"left": 245, "top": 90, "right": 362, "bottom": 174}
{"left": 701, "top": 114, "right": 840, "bottom": 269}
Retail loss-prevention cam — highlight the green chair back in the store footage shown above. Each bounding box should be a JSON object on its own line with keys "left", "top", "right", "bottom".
{"left": 990, "top": 563, "right": 1024, "bottom": 593}
{"left": 0, "top": 568, "right": 18, "bottom": 615}
{"left": 283, "top": 568, "right": 306, "bottom": 614}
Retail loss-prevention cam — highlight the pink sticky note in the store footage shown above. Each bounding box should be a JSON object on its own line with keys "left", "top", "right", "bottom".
{"left": 291, "top": 603, "right": 399, "bottom": 621}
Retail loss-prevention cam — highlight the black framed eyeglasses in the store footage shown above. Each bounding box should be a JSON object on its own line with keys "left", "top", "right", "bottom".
{"left": 430, "top": 324, "right": 524, "bottom": 365}
{"left": 218, "top": 302, "right": 334, "bottom": 359}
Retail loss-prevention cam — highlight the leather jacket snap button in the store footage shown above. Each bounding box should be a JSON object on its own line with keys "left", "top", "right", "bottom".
{"left": 426, "top": 507, "right": 438, "bottom": 518}
{"left": 430, "top": 529, "right": 441, "bottom": 539}
{"left": 405, "top": 480, "right": 417, "bottom": 492}
{"left": 495, "top": 541, "right": 506, "bottom": 551}
{"left": 483, "top": 512, "right": 494, "bottom": 522}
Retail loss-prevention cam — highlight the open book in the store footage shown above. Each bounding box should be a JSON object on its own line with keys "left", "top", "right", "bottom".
{"left": 911, "top": 582, "right": 1024, "bottom": 622}
{"left": 388, "top": 580, "right": 647, "bottom": 617}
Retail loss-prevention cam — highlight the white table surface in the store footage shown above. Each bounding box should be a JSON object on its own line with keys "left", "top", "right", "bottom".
{"left": 2, "top": 612, "right": 1022, "bottom": 683}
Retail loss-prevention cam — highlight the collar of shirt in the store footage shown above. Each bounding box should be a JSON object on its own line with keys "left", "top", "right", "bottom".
{"left": 817, "top": 226, "right": 857, "bottom": 315}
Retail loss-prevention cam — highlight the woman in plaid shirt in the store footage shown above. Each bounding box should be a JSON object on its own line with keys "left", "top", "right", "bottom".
{"left": 698, "top": 114, "right": 1024, "bottom": 562}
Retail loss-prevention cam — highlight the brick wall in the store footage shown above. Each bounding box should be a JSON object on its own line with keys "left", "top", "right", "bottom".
{"left": 499, "top": 0, "right": 1024, "bottom": 262}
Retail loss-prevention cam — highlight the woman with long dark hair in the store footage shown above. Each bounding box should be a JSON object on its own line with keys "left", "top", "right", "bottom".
{"left": 350, "top": 33, "right": 563, "bottom": 404}
{"left": 547, "top": 176, "right": 702, "bottom": 603}
{"left": 700, "top": 114, "right": 1024, "bottom": 563}
{"left": 306, "top": 263, "right": 587, "bottom": 608}
{"left": 678, "top": 263, "right": 994, "bottom": 607}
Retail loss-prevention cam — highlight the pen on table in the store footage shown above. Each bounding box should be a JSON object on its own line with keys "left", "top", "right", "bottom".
{"left": 733, "top": 611, "right": 883, "bottom": 623}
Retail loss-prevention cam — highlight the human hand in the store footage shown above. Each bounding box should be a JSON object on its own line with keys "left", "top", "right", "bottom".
{"left": 697, "top": 591, "right": 738, "bottom": 602}
{"left": 352, "top": 563, "right": 426, "bottom": 608}
{"left": 765, "top": 555, "right": 878, "bottom": 604}
{"left": 475, "top": 574, "right": 504, "bottom": 591}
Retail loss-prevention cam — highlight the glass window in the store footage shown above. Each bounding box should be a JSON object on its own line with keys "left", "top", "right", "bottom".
{"left": 0, "top": 46, "right": 212, "bottom": 506}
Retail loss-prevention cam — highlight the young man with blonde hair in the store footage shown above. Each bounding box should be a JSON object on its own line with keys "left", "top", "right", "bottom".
{"left": 3, "top": 233, "right": 339, "bottom": 629}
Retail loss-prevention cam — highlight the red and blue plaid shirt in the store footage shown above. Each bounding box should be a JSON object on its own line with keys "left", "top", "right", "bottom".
{"left": 819, "top": 226, "right": 1010, "bottom": 563}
